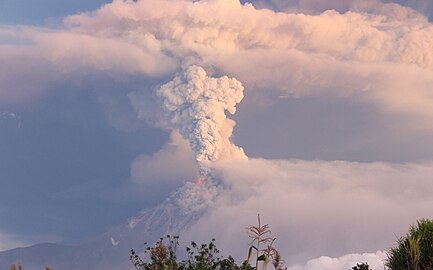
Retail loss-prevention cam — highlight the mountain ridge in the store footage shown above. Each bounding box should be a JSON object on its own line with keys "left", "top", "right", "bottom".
{"left": 0, "top": 189, "right": 206, "bottom": 270}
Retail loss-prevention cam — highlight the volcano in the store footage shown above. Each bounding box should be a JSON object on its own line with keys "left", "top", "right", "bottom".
{"left": 0, "top": 183, "right": 209, "bottom": 270}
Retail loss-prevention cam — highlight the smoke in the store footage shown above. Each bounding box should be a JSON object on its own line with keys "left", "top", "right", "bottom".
{"left": 129, "top": 65, "right": 249, "bottom": 212}
{"left": 128, "top": 65, "right": 248, "bottom": 209}
{"left": 130, "top": 131, "right": 198, "bottom": 201}
{"left": 248, "top": 0, "right": 433, "bottom": 19}
{"left": 180, "top": 158, "right": 433, "bottom": 265}
{"left": 2, "top": 0, "right": 433, "bottom": 131}
{"left": 156, "top": 65, "right": 247, "bottom": 172}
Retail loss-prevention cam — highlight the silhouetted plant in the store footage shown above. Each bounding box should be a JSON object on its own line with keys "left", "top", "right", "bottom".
{"left": 270, "top": 249, "right": 286, "bottom": 270}
{"left": 131, "top": 215, "right": 286, "bottom": 270}
{"left": 184, "top": 238, "right": 242, "bottom": 270}
{"left": 131, "top": 235, "right": 243, "bottom": 270}
{"left": 131, "top": 235, "right": 180, "bottom": 270}
{"left": 10, "top": 264, "right": 23, "bottom": 270}
{"left": 9, "top": 264, "right": 52, "bottom": 270}
{"left": 385, "top": 219, "right": 433, "bottom": 270}
{"left": 245, "top": 214, "right": 286, "bottom": 270}
{"left": 351, "top": 262, "right": 372, "bottom": 270}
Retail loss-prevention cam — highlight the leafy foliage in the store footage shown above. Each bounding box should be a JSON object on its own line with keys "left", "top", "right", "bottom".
{"left": 385, "top": 219, "right": 433, "bottom": 270}
{"left": 131, "top": 235, "right": 180, "bottom": 270}
{"left": 351, "top": 263, "right": 372, "bottom": 270}
{"left": 130, "top": 235, "right": 246, "bottom": 270}
{"left": 184, "top": 238, "right": 240, "bottom": 270}
{"left": 131, "top": 215, "right": 286, "bottom": 270}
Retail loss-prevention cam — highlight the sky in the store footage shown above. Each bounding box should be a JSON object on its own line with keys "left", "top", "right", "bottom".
{"left": 1, "top": 0, "right": 433, "bottom": 268}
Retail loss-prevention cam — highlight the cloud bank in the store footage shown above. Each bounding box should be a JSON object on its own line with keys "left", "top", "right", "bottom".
{"left": 289, "top": 251, "right": 387, "bottom": 270}
{"left": 1, "top": 0, "right": 433, "bottom": 131}
{"left": 175, "top": 158, "right": 433, "bottom": 265}
{"left": 250, "top": 0, "right": 433, "bottom": 19}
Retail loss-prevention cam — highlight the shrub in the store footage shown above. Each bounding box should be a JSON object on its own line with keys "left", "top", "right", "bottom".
{"left": 130, "top": 235, "right": 244, "bottom": 270}
{"left": 184, "top": 238, "right": 241, "bottom": 270}
{"left": 130, "top": 235, "right": 180, "bottom": 270}
{"left": 131, "top": 215, "right": 286, "bottom": 270}
{"left": 351, "top": 262, "right": 372, "bottom": 270}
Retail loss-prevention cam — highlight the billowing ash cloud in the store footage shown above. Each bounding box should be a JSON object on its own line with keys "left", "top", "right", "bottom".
{"left": 249, "top": 0, "right": 433, "bottom": 20}
{"left": 1, "top": 0, "right": 433, "bottom": 132}
{"left": 156, "top": 65, "right": 247, "bottom": 167}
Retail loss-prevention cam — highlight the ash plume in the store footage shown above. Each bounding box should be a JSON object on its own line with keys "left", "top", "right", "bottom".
{"left": 156, "top": 65, "right": 247, "bottom": 174}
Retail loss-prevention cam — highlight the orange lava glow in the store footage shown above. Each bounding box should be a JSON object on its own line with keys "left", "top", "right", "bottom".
{"left": 195, "top": 175, "right": 205, "bottom": 186}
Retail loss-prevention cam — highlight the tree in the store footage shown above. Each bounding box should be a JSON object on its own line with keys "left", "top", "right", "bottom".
{"left": 385, "top": 219, "right": 433, "bottom": 270}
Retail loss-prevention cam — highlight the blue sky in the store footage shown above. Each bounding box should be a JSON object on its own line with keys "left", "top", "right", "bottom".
{"left": 0, "top": 0, "right": 168, "bottom": 243}
{"left": 0, "top": 0, "right": 112, "bottom": 24}
{"left": 1, "top": 0, "right": 433, "bottom": 264}
{"left": 0, "top": 71, "right": 168, "bottom": 243}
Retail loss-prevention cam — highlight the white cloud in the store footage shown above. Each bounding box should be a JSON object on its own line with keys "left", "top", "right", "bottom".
{"left": 0, "top": 25, "right": 175, "bottom": 103}
{"left": 382, "top": 0, "right": 433, "bottom": 19}
{"left": 289, "top": 251, "right": 387, "bottom": 270}
{"left": 250, "top": 0, "right": 433, "bottom": 19}
{"left": 179, "top": 158, "right": 433, "bottom": 264}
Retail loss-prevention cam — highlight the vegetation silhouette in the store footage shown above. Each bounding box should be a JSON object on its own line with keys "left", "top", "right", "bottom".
{"left": 130, "top": 214, "right": 286, "bottom": 270}
{"left": 385, "top": 219, "right": 433, "bottom": 270}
